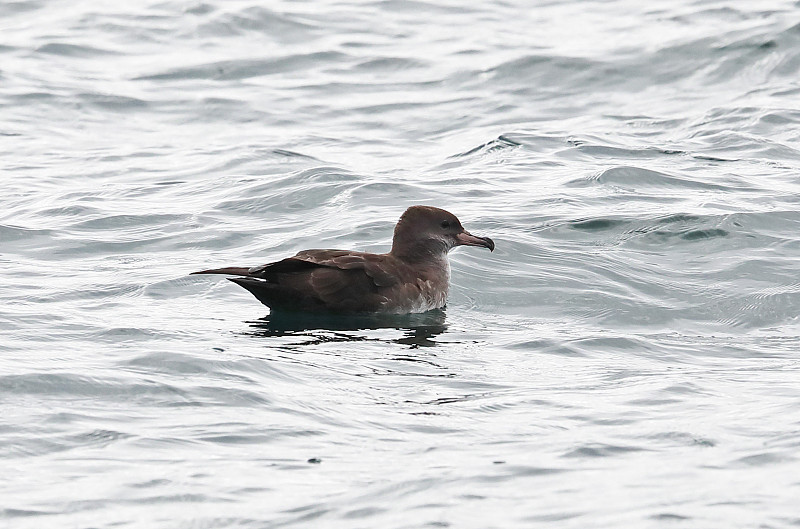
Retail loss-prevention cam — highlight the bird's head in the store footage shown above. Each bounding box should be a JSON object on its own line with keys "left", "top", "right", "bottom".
{"left": 390, "top": 205, "right": 494, "bottom": 261}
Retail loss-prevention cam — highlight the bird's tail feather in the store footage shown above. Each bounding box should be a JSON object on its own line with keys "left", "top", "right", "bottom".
{"left": 190, "top": 267, "right": 251, "bottom": 276}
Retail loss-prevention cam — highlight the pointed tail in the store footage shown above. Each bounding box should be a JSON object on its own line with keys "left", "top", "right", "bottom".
{"left": 190, "top": 267, "right": 251, "bottom": 276}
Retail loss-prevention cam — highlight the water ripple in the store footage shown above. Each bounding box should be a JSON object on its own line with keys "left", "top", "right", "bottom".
{"left": 3, "top": 0, "right": 800, "bottom": 527}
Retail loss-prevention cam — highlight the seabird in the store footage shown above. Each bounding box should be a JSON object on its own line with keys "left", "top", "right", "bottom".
{"left": 191, "top": 205, "right": 494, "bottom": 313}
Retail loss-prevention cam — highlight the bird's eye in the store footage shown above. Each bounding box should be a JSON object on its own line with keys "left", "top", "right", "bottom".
{"left": 440, "top": 220, "right": 450, "bottom": 229}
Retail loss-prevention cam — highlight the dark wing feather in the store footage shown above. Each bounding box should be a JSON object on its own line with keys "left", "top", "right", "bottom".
{"left": 248, "top": 257, "right": 320, "bottom": 276}
{"left": 231, "top": 249, "right": 402, "bottom": 312}
{"left": 249, "top": 250, "right": 399, "bottom": 287}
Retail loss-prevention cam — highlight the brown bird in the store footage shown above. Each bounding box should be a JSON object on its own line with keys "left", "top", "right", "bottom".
{"left": 191, "top": 205, "right": 494, "bottom": 313}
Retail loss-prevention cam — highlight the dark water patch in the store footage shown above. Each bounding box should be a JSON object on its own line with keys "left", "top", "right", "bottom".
{"left": 645, "top": 431, "right": 716, "bottom": 447}
{"left": 473, "top": 464, "right": 566, "bottom": 482}
{"left": 733, "top": 452, "right": 795, "bottom": 467}
{"left": 525, "top": 511, "right": 584, "bottom": 522}
{"left": 569, "top": 335, "right": 651, "bottom": 356}
{"left": 693, "top": 105, "right": 764, "bottom": 128}
{"left": 589, "top": 166, "right": 733, "bottom": 191}
{"left": 349, "top": 181, "right": 427, "bottom": 201}
{"left": 0, "top": 508, "right": 53, "bottom": 518}
{"left": 690, "top": 154, "right": 738, "bottom": 162}
{"left": 0, "top": 373, "right": 250, "bottom": 407}
{"left": 36, "top": 205, "right": 100, "bottom": 218}
{"left": 290, "top": 166, "right": 360, "bottom": 183}
{"left": 562, "top": 143, "right": 689, "bottom": 165}
{"left": 755, "top": 109, "right": 800, "bottom": 131}
{"left": 124, "top": 352, "right": 219, "bottom": 376}
{"left": 728, "top": 210, "right": 800, "bottom": 243}
{"left": 0, "top": 373, "right": 192, "bottom": 403}
{"left": 376, "top": 0, "right": 479, "bottom": 15}
{"left": 153, "top": 180, "right": 186, "bottom": 186}
{"left": 423, "top": 393, "right": 488, "bottom": 406}
{"left": 569, "top": 218, "right": 629, "bottom": 231}
{"left": 31, "top": 282, "right": 142, "bottom": 305}
{"left": 67, "top": 428, "right": 132, "bottom": 449}
{"left": 122, "top": 351, "right": 291, "bottom": 387}
{"left": 136, "top": 51, "right": 349, "bottom": 81}
{"left": 199, "top": 429, "right": 323, "bottom": 445}
{"left": 508, "top": 339, "right": 588, "bottom": 357}
{"left": 44, "top": 233, "right": 181, "bottom": 257}
{"left": 618, "top": 35, "right": 730, "bottom": 87}
{"left": 184, "top": 3, "right": 215, "bottom": 15}
{"left": 127, "top": 493, "right": 223, "bottom": 504}
{"left": 36, "top": 42, "right": 121, "bottom": 57}
{"left": 681, "top": 228, "right": 729, "bottom": 241}
{"left": 217, "top": 175, "right": 360, "bottom": 216}
{"left": 715, "top": 37, "right": 778, "bottom": 53}
{"left": 130, "top": 478, "right": 172, "bottom": 489}
{"left": 78, "top": 92, "right": 149, "bottom": 111}
{"left": 484, "top": 132, "right": 570, "bottom": 151}
{"left": 184, "top": 146, "right": 322, "bottom": 177}
{"left": 426, "top": 176, "right": 494, "bottom": 189}
{"left": 658, "top": 214, "right": 701, "bottom": 224}
{"left": 343, "top": 506, "right": 386, "bottom": 519}
{"left": 8, "top": 91, "right": 59, "bottom": 103}
{"left": 350, "top": 100, "right": 453, "bottom": 115}
{"left": 133, "top": 436, "right": 201, "bottom": 449}
{"left": 355, "top": 57, "right": 428, "bottom": 71}
{"left": 616, "top": 213, "right": 740, "bottom": 247}
{"left": 704, "top": 31, "right": 792, "bottom": 85}
{"left": 626, "top": 397, "right": 682, "bottom": 406}
{"left": 688, "top": 122, "right": 800, "bottom": 161}
{"left": 0, "top": 0, "right": 42, "bottom": 16}
{"left": 650, "top": 513, "right": 691, "bottom": 521}
{"left": 272, "top": 149, "right": 319, "bottom": 160}
{"left": 562, "top": 443, "right": 648, "bottom": 458}
{"left": 486, "top": 54, "right": 617, "bottom": 91}
{"left": 544, "top": 212, "right": 738, "bottom": 249}
{"left": 660, "top": 382, "right": 708, "bottom": 396}
{"left": 212, "top": 167, "right": 360, "bottom": 215}
{"left": 0, "top": 224, "right": 55, "bottom": 241}
{"left": 69, "top": 213, "right": 187, "bottom": 231}
{"left": 190, "top": 97, "right": 262, "bottom": 123}
{"left": 216, "top": 189, "right": 350, "bottom": 215}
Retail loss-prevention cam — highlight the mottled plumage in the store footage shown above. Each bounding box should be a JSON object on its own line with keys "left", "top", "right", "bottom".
{"left": 192, "top": 206, "right": 494, "bottom": 313}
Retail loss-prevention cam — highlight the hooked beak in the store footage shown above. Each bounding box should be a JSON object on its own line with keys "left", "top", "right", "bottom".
{"left": 455, "top": 230, "right": 495, "bottom": 251}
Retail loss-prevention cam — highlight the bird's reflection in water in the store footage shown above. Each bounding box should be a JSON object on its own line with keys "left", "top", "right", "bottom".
{"left": 244, "top": 309, "right": 448, "bottom": 348}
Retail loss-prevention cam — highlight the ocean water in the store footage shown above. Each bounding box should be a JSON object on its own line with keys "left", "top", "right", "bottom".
{"left": 3, "top": 0, "right": 800, "bottom": 527}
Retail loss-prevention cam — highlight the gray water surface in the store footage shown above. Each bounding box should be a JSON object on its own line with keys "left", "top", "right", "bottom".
{"left": 2, "top": 1, "right": 800, "bottom": 527}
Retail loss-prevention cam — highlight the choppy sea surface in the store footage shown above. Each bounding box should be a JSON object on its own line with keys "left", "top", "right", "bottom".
{"left": 3, "top": 0, "right": 800, "bottom": 527}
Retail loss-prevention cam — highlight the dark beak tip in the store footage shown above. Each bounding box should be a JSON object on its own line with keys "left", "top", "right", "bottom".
{"left": 455, "top": 231, "right": 495, "bottom": 251}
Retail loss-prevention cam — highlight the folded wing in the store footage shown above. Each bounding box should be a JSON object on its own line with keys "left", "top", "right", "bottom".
{"left": 224, "top": 250, "right": 402, "bottom": 312}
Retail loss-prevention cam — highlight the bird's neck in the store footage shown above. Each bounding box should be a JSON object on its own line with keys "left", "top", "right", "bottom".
{"left": 390, "top": 238, "right": 450, "bottom": 264}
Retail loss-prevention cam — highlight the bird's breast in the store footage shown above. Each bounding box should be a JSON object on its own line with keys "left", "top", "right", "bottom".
{"left": 379, "top": 278, "right": 447, "bottom": 314}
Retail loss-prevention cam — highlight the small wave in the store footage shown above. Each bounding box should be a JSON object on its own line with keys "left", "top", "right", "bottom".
{"left": 451, "top": 135, "right": 522, "bottom": 158}
{"left": 36, "top": 42, "right": 120, "bottom": 57}
{"left": 195, "top": 5, "right": 318, "bottom": 40}
{"left": 562, "top": 443, "right": 648, "bottom": 458}
{"left": 135, "top": 51, "right": 349, "bottom": 81}
{"left": 354, "top": 57, "right": 428, "bottom": 72}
